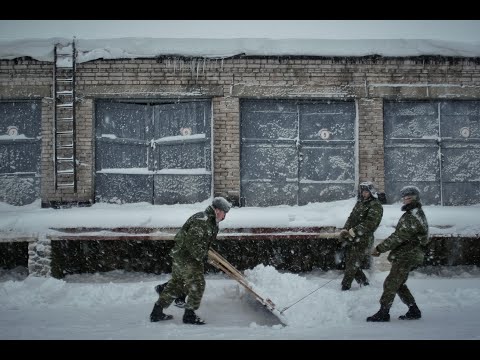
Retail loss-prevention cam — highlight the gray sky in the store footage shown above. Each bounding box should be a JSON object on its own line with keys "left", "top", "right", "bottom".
{"left": 1, "top": 20, "right": 480, "bottom": 41}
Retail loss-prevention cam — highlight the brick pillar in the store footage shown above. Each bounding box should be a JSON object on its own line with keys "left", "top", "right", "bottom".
{"left": 357, "top": 98, "right": 385, "bottom": 192}
{"left": 212, "top": 96, "right": 240, "bottom": 205}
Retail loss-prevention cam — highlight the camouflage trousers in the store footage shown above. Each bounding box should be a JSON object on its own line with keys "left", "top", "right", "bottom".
{"left": 379, "top": 256, "right": 423, "bottom": 309}
{"left": 341, "top": 242, "right": 371, "bottom": 288}
{"left": 157, "top": 256, "right": 205, "bottom": 311}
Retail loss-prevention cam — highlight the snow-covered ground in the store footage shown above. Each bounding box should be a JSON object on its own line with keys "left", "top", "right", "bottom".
{"left": 1, "top": 198, "right": 480, "bottom": 340}
{"left": 1, "top": 264, "right": 479, "bottom": 340}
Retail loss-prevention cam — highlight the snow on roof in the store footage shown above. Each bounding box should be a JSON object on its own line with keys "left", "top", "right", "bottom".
{"left": 1, "top": 37, "right": 479, "bottom": 64}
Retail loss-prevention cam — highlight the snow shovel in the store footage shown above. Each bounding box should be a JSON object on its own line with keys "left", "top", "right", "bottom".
{"left": 207, "top": 248, "right": 288, "bottom": 326}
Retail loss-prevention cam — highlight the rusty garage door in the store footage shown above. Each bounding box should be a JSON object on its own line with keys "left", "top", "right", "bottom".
{"left": 0, "top": 100, "right": 41, "bottom": 205}
{"left": 384, "top": 100, "right": 480, "bottom": 205}
{"left": 95, "top": 99, "right": 212, "bottom": 204}
{"left": 240, "top": 99, "right": 356, "bottom": 207}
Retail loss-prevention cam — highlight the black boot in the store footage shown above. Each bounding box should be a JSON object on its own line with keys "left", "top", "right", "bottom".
{"left": 150, "top": 303, "right": 173, "bottom": 322}
{"left": 399, "top": 303, "right": 421, "bottom": 320}
{"left": 366, "top": 305, "right": 390, "bottom": 322}
{"left": 183, "top": 309, "right": 206, "bottom": 325}
{"left": 341, "top": 284, "right": 350, "bottom": 291}
{"left": 155, "top": 283, "right": 186, "bottom": 307}
{"left": 154, "top": 283, "right": 166, "bottom": 295}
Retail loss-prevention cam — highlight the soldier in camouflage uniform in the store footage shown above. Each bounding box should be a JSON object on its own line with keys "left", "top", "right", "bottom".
{"left": 149, "top": 197, "right": 231, "bottom": 325}
{"left": 339, "top": 181, "right": 384, "bottom": 291}
{"left": 367, "top": 186, "right": 429, "bottom": 322}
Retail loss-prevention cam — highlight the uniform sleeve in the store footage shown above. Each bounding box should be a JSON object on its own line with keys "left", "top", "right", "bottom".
{"left": 344, "top": 203, "right": 358, "bottom": 230}
{"left": 354, "top": 201, "right": 383, "bottom": 236}
{"left": 377, "top": 213, "right": 417, "bottom": 253}
{"left": 183, "top": 221, "right": 210, "bottom": 262}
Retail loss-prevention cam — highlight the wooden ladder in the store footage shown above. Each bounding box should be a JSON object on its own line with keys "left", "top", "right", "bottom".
{"left": 53, "top": 40, "right": 77, "bottom": 191}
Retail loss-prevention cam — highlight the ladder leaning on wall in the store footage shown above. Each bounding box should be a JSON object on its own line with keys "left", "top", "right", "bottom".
{"left": 53, "top": 40, "right": 77, "bottom": 191}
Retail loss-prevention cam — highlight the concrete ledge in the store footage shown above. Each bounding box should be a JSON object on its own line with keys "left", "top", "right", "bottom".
{"left": 1, "top": 228, "right": 480, "bottom": 278}
{"left": 47, "top": 226, "right": 340, "bottom": 242}
{"left": 0, "top": 233, "right": 38, "bottom": 243}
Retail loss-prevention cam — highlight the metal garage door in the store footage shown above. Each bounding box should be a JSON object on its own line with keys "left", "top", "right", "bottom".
{"left": 95, "top": 100, "right": 212, "bottom": 204}
{"left": 0, "top": 101, "right": 41, "bottom": 205}
{"left": 240, "top": 99, "right": 356, "bottom": 207}
{"left": 384, "top": 101, "right": 480, "bottom": 205}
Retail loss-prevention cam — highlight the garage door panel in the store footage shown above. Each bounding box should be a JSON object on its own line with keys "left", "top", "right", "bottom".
{"left": 95, "top": 100, "right": 211, "bottom": 205}
{"left": 158, "top": 142, "right": 208, "bottom": 170}
{"left": 0, "top": 101, "right": 41, "bottom": 138}
{"left": 241, "top": 144, "right": 297, "bottom": 180}
{"left": 95, "top": 173, "right": 153, "bottom": 204}
{"left": 385, "top": 146, "right": 439, "bottom": 182}
{"left": 153, "top": 101, "right": 211, "bottom": 205}
{"left": 439, "top": 101, "right": 480, "bottom": 205}
{"left": 441, "top": 115, "right": 480, "bottom": 139}
{"left": 243, "top": 101, "right": 298, "bottom": 113}
{"left": 299, "top": 183, "right": 353, "bottom": 205}
{"left": 96, "top": 102, "right": 150, "bottom": 140}
{"left": 96, "top": 142, "right": 149, "bottom": 170}
{"left": 0, "top": 175, "right": 40, "bottom": 206}
{"left": 301, "top": 101, "right": 354, "bottom": 113}
{"left": 241, "top": 99, "right": 356, "bottom": 206}
{"left": 0, "top": 142, "right": 40, "bottom": 173}
{"left": 154, "top": 174, "right": 210, "bottom": 205}
{"left": 385, "top": 101, "right": 441, "bottom": 204}
{"left": 156, "top": 102, "right": 210, "bottom": 138}
{"left": 441, "top": 101, "right": 480, "bottom": 116}
{"left": 442, "top": 147, "right": 480, "bottom": 182}
{"left": 384, "top": 102, "right": 438, "bottom": 139}
{"left": 300, "top": 102, "right": 356, "bottom": 141}
{"left": 241, "top": 181, "right": 298, "bottom": 207}
{"left": 440, "top": 102, "right": 479, "bottom": 140}
{"left": 385, "top": 100, "right": 480, "bottom": 205}
{"left": 300, "top": 146, "right": 355, "bottom": 182}
{"left": 300, "top": 113, "right": 354, "bottom": 140}
{"left": 0, "top": 101, "right": 41, "bottom": 205}
{"left": 442, "top": 182, "right": 480, "bottom": 206}
{"left": 386, "top": 115, "right": 439, "bottom": 139}
{"left": 242, "top": 112, "right": 298, "bottom": 140}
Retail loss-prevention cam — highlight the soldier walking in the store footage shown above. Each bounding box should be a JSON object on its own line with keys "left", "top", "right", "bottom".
{"left": 367, "top": 186, "right": 430, "bottom": 322}
{"left": 339, "top": 181, "right": 384, "bottom": 291}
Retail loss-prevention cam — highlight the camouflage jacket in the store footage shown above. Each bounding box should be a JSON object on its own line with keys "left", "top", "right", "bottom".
{"left": 171, "top": 205, "right": 219, "bottom": 264}
{"left": 377, "top": 202, "right": 429, "bottom": 263}
{"left": 344, "top": 196, "right": 384, "bottom": 245}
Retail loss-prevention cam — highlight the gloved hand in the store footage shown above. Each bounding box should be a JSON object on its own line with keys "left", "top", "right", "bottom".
{"left": 348, "top": 228, "right": 356, "bottom": 238}
{"left": 206, "top": 248, "right": 216, "bottom": 264}
{"left": 339, "top": 229, "right": 350, "bottom": 240}
{"left": 371, "top": 248, "right": 381, "bottom": 257}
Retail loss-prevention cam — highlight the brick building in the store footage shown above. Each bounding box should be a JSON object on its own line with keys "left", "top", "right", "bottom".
{"left": 1, "top": 38, "right": 480, "bottom": 208}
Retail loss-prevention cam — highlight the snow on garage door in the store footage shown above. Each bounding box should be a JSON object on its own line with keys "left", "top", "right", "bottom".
{"left": 95, "top": 100, "right": 212, "bottom": 205}
{"left": 0, "top": 101, "right": 41, "bottom": 205}
{"left": 240, "top": 99, "right": 356, "bottom": 207}
{"left": 384, "top": 101, "right": 480, "bottom": 206}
